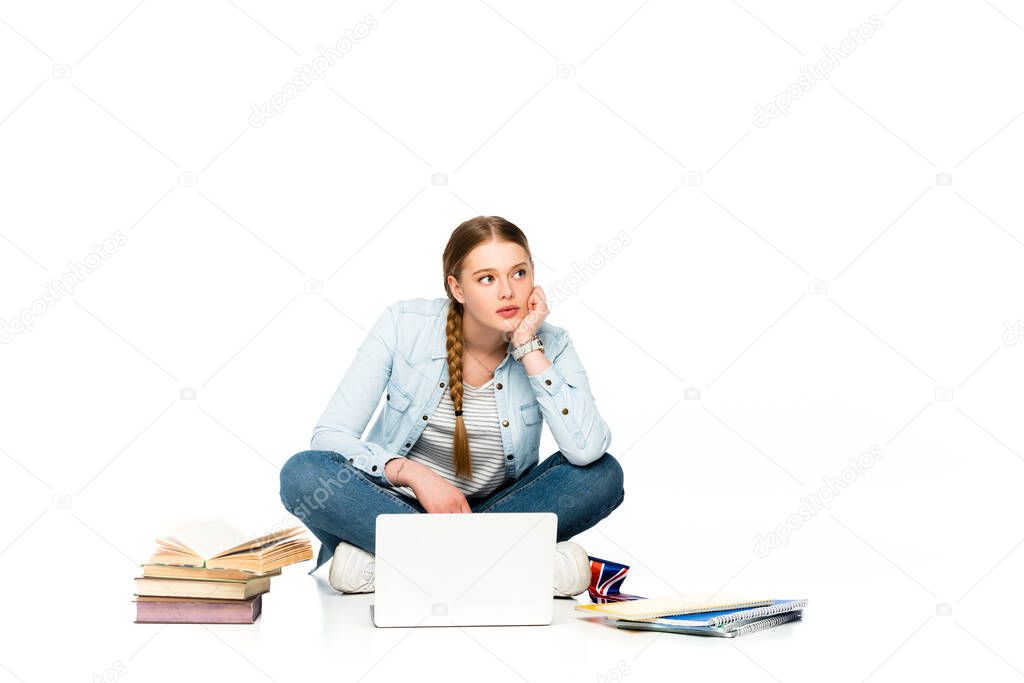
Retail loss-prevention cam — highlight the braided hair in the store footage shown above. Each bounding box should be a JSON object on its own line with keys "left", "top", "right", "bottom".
{"left": 441, "top": 216, "right": 532, "bottom": 479}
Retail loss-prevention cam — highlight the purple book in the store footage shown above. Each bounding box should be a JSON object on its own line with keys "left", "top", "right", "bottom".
{"left": 134, "top": 594, "right": 262, "bottom": 624}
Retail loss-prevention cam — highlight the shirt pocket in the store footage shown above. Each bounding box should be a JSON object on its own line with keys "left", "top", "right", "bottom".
{"left": 519, "top": 400, "right": 542, "bottom": 426}
{"left": 383, "top": 380, "right": 413, "bottom": 439}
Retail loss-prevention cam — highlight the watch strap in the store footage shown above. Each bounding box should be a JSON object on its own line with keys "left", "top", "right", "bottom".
{"left": 512, "top": 335, "right": 544, "bottom": 362}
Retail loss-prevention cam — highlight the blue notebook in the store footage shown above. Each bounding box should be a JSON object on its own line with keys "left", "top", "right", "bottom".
{"left": 616, "top": 609, "right": 803, "bottom": 638}
{"left": 633, "top": 599, "right": 807, "bottom": 628}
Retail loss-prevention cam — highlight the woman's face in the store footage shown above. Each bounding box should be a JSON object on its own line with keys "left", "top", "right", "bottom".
{"left": 449, "top": 240, "right": 534, "bottom": 339}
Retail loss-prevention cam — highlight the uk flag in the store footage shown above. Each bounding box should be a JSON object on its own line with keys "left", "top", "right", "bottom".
{"left": 587, "top": 555, "right": 646, "bottom": 603}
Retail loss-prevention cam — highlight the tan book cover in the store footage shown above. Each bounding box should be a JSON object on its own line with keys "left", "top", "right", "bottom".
{"left": 142, "top": 564, "right": 282, "bottom": 582}
{"left": 134, "top": 576, "right": 271, "bottom": 600}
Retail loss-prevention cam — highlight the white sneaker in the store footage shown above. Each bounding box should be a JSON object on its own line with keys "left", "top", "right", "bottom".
{"left": 553, "top": 541, "right": 591, "bottom": 597}
{"left": 328, "top": 541, "right": 375, "bottom": 593}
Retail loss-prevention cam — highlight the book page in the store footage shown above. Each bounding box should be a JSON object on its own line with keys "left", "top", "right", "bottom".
{"left": 158, "top": 516, "right": 251, "bottom": 561}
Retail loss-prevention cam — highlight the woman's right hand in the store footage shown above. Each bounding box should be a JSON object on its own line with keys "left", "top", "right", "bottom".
{"left": 408, "top": 467, "right": 472, "bottom": 513}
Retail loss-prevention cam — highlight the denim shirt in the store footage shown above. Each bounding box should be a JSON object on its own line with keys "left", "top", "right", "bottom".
{"left": 311, "top": 297, "right": 612, "bottom": 486}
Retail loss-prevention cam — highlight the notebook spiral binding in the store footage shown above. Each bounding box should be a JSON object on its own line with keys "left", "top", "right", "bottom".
{"left": 620, "top": 599, "right": 770, "bottom": 621}
{"left": 730, "top": 611, "right": 803, "bottom": 636}
{"left": 710, "top": 598, "right": 809, "bottom": 627}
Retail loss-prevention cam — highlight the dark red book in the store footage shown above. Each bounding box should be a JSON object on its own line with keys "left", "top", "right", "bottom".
{"left": 134, "top": 594, "right": 262, "bottom": 624}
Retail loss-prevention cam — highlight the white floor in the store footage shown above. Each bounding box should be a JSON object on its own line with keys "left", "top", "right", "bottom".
{"left": 2, "top": 503, "right": 1019, "bottom": 683}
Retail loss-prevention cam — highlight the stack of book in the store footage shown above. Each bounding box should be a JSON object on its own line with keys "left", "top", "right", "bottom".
{"left": 134, "top": 518, "right": 313, "bottom": 624}
{"left": 575, "top": 595, "right": 808, "bottom": 637}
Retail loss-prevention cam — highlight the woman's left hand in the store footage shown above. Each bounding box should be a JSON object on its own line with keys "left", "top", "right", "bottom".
{"left": 512, "top": 285, "right": 549, "bottom": 345}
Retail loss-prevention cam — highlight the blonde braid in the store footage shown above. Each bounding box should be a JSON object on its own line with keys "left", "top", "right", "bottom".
{"left": 446, "top": 301, "right": 473, "bottom": 479}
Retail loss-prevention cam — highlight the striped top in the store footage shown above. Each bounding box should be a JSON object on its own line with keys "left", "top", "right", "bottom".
{"left": 383, "top": 376, "right": 507, "bottom": 501}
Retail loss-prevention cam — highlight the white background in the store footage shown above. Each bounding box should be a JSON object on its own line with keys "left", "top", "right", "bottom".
{"left": 2, "top": 1, "right": 1023, "bottom": 681}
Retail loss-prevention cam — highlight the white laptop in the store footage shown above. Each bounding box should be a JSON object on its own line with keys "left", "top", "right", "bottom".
{"left": 371, "top": 512, "right": 557, "bottom": 627}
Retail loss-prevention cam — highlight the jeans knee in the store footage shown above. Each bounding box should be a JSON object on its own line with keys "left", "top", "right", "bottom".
{"left": 280, "top": 449, "right": 357, "bottom": 517}
{"left": 279, "top": 450, "right": 327, "bottom": 512}
{"left": 592, "top": 452, "right": 624, "bottom": 506}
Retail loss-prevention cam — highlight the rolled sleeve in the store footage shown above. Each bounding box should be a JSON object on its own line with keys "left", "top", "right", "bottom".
{"left": 378, "top": 454, "right": 405, "bottom": 486}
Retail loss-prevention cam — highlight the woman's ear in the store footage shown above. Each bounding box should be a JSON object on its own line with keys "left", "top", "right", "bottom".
{"left": 447, "top": 274, "right": 464, "bottom": 304}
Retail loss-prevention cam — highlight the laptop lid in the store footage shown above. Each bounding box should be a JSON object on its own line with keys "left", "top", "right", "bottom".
{"left": 371, "top": 512, "right": 557, "bottom": 627}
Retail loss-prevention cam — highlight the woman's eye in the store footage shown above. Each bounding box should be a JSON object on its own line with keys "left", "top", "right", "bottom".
{"left": 479, "top": 269, "right": 526, "bottom": 284}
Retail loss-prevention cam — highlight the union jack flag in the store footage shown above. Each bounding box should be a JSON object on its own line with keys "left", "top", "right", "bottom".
{"left": 587, "top": 555, "right": 646, "bottom": 603}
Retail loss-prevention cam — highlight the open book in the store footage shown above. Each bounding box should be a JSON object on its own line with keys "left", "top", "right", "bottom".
{"left": 148, "top": 517, "right": 312, "bottom": 573}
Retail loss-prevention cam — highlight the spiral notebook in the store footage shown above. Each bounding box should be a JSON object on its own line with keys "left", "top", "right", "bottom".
{"left": 641, "top": 598, "right": 807, "bottom": 627}
{"left": 616, "top": 610, "right": 803, "bottom": 638}
{"left": 574, "top": 594, "right": 774, "bottom": 620}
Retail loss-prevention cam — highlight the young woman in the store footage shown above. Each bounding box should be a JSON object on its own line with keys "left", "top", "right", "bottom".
{"left": 279, "top": 216, "right": 624, "bottom": 596}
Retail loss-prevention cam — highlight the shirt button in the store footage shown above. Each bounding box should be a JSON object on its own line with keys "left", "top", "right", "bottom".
{"left": 545, "top": 379, "right": 551, "bottom": 385}
{"left": 405, "top": 442, "right": 411, "bottom": 448}
{"left": 386, "top": 393, "right": 391, "bottom": 400}
{"left": 349, "top": 458, "right": 354, "bottom": 463}
{"left": 561, "top": 408, "right": 569, "bottom": 415}
{"left": 496, "top": 383, "right": 503, "bottom": 390}
{"left": 506, "top": 454, "right": 513, "bottom": 460}
{"left": 371, "top": 465, "right": 377, "bottom": 471}
{"left": 502, "top": 420, "right": 509, "bottom": 427}
{"left": 422, "top": 415, "right": 428, "bottom": 420}
{"left": 439, "top": 382, "right": 445, "bottom": 388}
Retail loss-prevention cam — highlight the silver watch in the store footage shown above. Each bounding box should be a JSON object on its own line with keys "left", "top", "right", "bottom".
{"left": 511, "top": 334, "right": 544, "bottom": 362}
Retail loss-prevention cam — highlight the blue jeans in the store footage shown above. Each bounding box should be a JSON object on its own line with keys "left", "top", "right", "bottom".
{"left": 279, "top": 449, "right": 625, "bottom": 573}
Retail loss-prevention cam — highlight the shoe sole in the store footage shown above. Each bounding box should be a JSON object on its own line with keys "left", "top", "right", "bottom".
{"left": 330, "top": 543, "right": 375, "bottom": 593}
